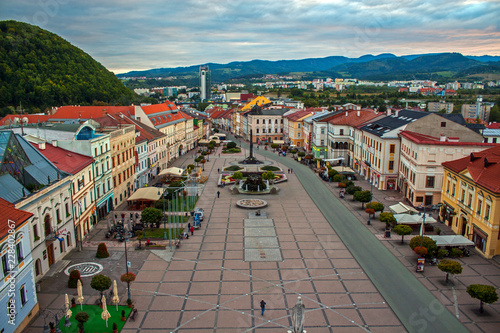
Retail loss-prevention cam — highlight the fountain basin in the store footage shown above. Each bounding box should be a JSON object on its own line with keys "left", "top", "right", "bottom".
{"left": 236, "top": 199, "right": 268, "bottom": 209}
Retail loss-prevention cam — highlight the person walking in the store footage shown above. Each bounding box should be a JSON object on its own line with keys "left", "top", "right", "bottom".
{"left": 217, "top": 190, "right": 220, "bottom": 198}
{"left": 260, "top": 299, "right": 266, "bottom": 316}
{"left": 217, "top": 168, "right": 220, "bottom": 173}
{"left": 187, "top": 222, "right": 191, "bottom": 231}
{"left": 190, "top": 226, "right": 194, "bottom": 236}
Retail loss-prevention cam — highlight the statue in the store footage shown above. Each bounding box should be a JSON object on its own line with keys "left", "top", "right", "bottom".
{"left": 239, "top": 129, "right": 262, "bottom": 164}
{"left": 291, "top": 296, "right": 305, "bottom": 333}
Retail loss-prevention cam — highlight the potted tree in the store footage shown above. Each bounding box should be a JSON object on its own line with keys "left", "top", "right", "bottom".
{"left": 121, "top": 309, "right": 126, "bottom": 321}
{"left": 68, "top": 269, "right": 82, "bottom": 288}
{"left": 49, "top": 322, "right": 55, "bottom": 333}
{"left": 71, "top": 297, "right": 76, "bottom": 308}
{"left": 113, "top": 322, "right": 118, "bottom": 333}
{"left": 75, "top": 312, "right": 89, "bottom": 333}
{"left": 127, "top": 298, "right": 133, "bottom": 308}
{"left": 96, "top": 243, "right": 110, "bottom": 258}
{"left": 467, "top": 284, "right": 499, "bottom": 313}
{"left": 438, "top": 259, "right": 463, "bottom": 283}
{"left": 393, "top": 225, "right": 413, "bottom": 244}
{"left": 90, "top": 274, "right": 112, "bottom": 305}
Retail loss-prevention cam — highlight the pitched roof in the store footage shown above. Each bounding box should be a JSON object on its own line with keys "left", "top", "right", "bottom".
{"left": 0, "top": 114, "right": 51, "bottom": 126}
{"left": 329, "top": 109, "right": 381, "bottom": 127}
{"left": 0, "top": 198, "right": 33, "bottom": 237}
{"left": 140, "top": 101, "right": 178, "bottom": 115}
{"left": 442, "top": 145, "right": 500, "bottom": 193}
{"left": 399, "top": 130, "right": 497, "bottom": 147}
{"left": 96, "top": 113, "right": 165, "bottom": 141}
{"left": 283, "top": 109, "right": 315, "bottom": 121}
{"left": 360, "top": 109, "right": 429, "bottom": 137}
{"left": 51, "top": 106, "right": 135, "bottom": 120}
{"left": 32, "top": 142, "right": 94, "bottom": 174}
{"left": 487, "top": 122, "right": 500, "bottom": 129}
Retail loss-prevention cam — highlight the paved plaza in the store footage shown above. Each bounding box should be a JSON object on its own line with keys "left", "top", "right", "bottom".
{"left": 24, "top": 138, "right": 500, "bottom": 332}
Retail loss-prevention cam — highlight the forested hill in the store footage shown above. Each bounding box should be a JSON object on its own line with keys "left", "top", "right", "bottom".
{"left": 0, "top": 20, "right": 134, "bottom": 110}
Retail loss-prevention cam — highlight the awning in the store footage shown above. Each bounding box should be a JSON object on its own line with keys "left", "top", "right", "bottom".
{"left": 389, "top": 202, "right": 419, "bottom": 214}
{"left": 394, "top": 213, "right": 437, "bottom": 224}
{"left": 273, "top": 140, "right": 285, "bottom": 144}
{"left": 158, "top": 167, "right": 184, "bottom": 177}
{"left": 127, "top": 187, "right": 162, "bottom": 202}
{"left": 331, "top": 166, "right": 355, "bottom": 173}
{"left": 426, "top": 235, "right": 474, "bottom": 247}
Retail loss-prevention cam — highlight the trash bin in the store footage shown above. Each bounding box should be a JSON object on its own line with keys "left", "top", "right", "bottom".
{"left": 385, "top": 229, "right": 391, "bottom": 238}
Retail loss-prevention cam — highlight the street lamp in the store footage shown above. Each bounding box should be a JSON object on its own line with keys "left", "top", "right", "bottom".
{"left": 367, "top": 177, "right": 373, "bottom": 225}
{"left": 123, "top": 232, "right": 131, "bottom": 300}
{"left": 418, "top": 205, "right": 427, "bottom": 249}
{"left": 158, "top": 189, "right": 167, "bottom": 240}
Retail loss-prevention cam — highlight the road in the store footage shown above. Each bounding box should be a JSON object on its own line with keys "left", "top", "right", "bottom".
{"left": 236, "top": 137, "right": 468, "bottom": 333}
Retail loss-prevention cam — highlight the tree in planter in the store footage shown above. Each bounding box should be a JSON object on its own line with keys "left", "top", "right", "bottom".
{"left": 353, "top": 190, "right": 372, "bottom": 208}
{"left": 226, "top": 141, "right": 237, "bottom": 149}
{"left": 327, "top": 169, "right": 338, "bottom": 180}
{"left": 297, "top": 152, "right": 306, "bottom": 158}
{"left": 75, "top": 312, "right": 89, "bottom": 333}
{"left": 68, "top": 269, "right": 82, "bottom": 288}
{"left": 409, "top": 236, "right": 437, "bottom": 256}
{"left": 96, "top": 243, "right": 110, "bottom": 258}
{"left": 112, "top": 322, "right": 118, "bottom": 333}
{"left": 366, "top": 202, "right": 384, "bottom": 218}
{"left": 270, "top": 143, "right": 278, "bottom": 150}
{"left": 90, "top": 274, "right": 112, "bottom": 301}
{"left": 393, "top": 225, "right": 413, "bottom": 244}
{"left": 379, "top": 212, "right": 397, "bottom": 227}
{"left": 346, "top": 185, "right": 362, "bottom": 199}
{"left": 437, "top": 259, "right": 463, "bottom": 283}
{"left": 141, "top": 207, "right": 163, "bottom": 228}
{"left": 466, "top": 284, "right": 499, "bottom": 313}
{"left": 338, "top": 182, "right": 347, "bottom": 188}
{"left": 232, "top": 171, "right": 243, "bottom": 181}
{"left": 121, "top": 272, "right": 136, "bottom": 299}
{"left": 186, "top": 164, "right": 195, "bottom": 173}
{"left": 194, "top": 156, "right": 202, "bottom": 166}
{"left": 290, "top": 149, "right": 297, "bottom": 157}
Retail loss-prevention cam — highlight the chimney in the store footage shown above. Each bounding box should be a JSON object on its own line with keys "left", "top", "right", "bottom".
{"left": 345, "top": 111, "right": 348, "bottom": 117}
{"left": 440, "top": 134, "right": 446, "bottom": 142}
{"left": 357, "top": 110, "right": 360, "bottom": 117}
{"left": 52, "top": 140, "right": 58, "bottom": 147}
{"left": 387, "top": 108, "right": 392, "bottom": 116}
{"left": 395, "top": 109, "right": 399, "bottom": 117}
{"left": 38, "top": 142, "right": 46, "bottom": 150}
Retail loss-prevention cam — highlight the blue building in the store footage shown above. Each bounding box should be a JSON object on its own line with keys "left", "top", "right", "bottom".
{"left": 0, "top": 198, "right": 38, "bottom": 333}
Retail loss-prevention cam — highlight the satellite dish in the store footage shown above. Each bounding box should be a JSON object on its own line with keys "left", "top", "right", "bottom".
{"left": 13, "top": 117, "right": 20, "bottom": 125}
{"left": 22, "top": 117, "right": 29, "bottom": 125}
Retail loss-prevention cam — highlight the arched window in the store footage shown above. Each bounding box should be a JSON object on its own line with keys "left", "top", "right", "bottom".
{"left": 44, "top": 214, "right": 52, "bottom": 237}
{"left": 66, "top": 233, "right": 72, "bottom": 247}
{"left": 35, "top": 259, "right": 42, "bottom": 276}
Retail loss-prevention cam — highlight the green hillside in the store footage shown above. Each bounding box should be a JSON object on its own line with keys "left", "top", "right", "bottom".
{"left": 0, "top": 20, "right": 135, "bottom": 109}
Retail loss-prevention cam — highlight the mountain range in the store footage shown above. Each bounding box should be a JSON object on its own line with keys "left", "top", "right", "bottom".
{"left": 118, "top": 53, "right": 500, "bottom": 82}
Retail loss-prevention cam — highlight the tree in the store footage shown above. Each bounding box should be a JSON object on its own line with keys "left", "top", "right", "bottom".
{"left": 90, "top": 274, "right": 112, "bottom": 300}
{"left": 262, "top": 171, "right": 276, "bottom": 181}
{"left": 141, "top": 207, "right": 163, "bottom": 227}
{"left": 290, "top": 149, "right": 297, "bottom": 157}
{"left": 409, "top": 236, "right": 437, "bottom": 255}
{"left": 379, "top": 212, "right": 396, "bottom": 226}
{"left": 332, "top": 174, "right": 345, "bottom": 183}
{"left": 366, "top": 202, "right": 384, "bottom": 217}
{"left": 297, "top": 152, "right": 306, "bottom": 158}
{"left": 96, "top": 243, "right": 109, "bottom": 258}
{"left": 393, "top": 225, "right": 413, "bottom": 244}
{"left": 467, "top": 284, "right": 499, "bottom": 313}
{"left": 270, "top": 143, "right": 278, "bottom": 150}
{"left": 226, "top": 141, "right": 237, "bottom": 149}
{"left": 232, "top": 171, "right": 243, "bottom": 180}
{"left": 437, "top": 259, "right": 463, "bottom": 283}
{"left": 68, "top": 269, "right": 82, "bottom": 288}
{"left": 75, "top": 312, "right": 89, "bottom": 332}
{"left": 346, "top": 185, "right": 362, "bottom": 198}
{"left": 353, "top": 190, "right": 372, "bottom": 208}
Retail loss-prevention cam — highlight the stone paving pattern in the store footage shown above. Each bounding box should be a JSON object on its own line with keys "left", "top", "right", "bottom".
{"left": 23, "top": 138, "right": 500, "bottom": 332}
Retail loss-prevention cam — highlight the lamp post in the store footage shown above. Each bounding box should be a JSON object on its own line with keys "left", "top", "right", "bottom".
{"left": 123, "top": 232, "right": 131, "bottom": 300}
{"left": 367, "top": 177, "right": 373, "bottom": 225}
{"left": 419, "top": 205, "right": 427, "bottom": 250}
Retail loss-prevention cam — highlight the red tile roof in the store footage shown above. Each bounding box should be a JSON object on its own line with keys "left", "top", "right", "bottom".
{"left": 93, "top": 113, "right": 165, "bottom": 141}
{"left": 329, "top": 109, "right": 381, "bottom": 126}
{"left": 51, "top": 106, "right": 135, "bottom": 120}
{"left": 148, "top": 110, "right": 191, "bottom": 127}
{"left": 0, "top": 198, "right": 33, "bottom": 237}
{"left": 32, "top": 143, "right": 94, "bottom": 174}
{"left": 140, "top": 101, "right": 178, "bottom": 115}
{"left": 400, "top": 131, "right": 496, "bottom": 147}
{"left": 284, "top": 109, "right": 315, "bottom": 121}
{"left": 0, "top": 114, "right": 51, "bottom": 126}
{"left": 442, "top": 145, "right": 500, "bottom": 193}
{"left": 487, "top": 122, "right": 500, "bottom": 129}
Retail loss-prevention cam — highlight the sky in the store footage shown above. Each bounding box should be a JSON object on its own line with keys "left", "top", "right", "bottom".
{"left": 1, "top": 0, "right": 500, "bottom": 74}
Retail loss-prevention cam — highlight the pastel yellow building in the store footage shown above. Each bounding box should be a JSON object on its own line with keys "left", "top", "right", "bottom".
{"left": 441, "top": 145, "right": 500, "bottom": 259}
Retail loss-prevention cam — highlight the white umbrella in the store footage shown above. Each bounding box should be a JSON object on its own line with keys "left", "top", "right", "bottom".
{"left": 112, "top": 280, "right": 120, "bottom": 311}
{"left": 64, "top": 294, "right": 72, "bottom": 319}
{"left": 77, "top": 280, "right": 84, "bottom": 311}
{"left": 101, "top": 295, "right": 111, "bottom": 327}
{"left": 291, "top": 296, "right": 305, "bottom": 333}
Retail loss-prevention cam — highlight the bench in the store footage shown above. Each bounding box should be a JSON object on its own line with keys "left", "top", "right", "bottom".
{"left": 129, "top": 308, "right": 138, "bottom": 321}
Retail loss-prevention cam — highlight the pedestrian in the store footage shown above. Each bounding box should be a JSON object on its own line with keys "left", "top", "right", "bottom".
{"left": 260, "top": 299, "right": 266, "bottom": 316}
{"left": 187, "top": 222, "right": 191, "bottom": 231}
{"left": 223, "top": 182, "right": 225, "bottom": 188}
{"left": 291, "top": 168, "right": 293, "bottom": 174}
{"left": 218, "top": 168, "right": 220, "bottom": 173}
{"left": 217, "top": 190, "right": 220, "bottom": 198}
{"left": 190, "top": 226, "right": 194, "bottom": 236}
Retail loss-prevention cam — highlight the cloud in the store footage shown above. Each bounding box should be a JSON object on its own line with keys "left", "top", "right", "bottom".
{"left": 0, "top": 0, "right": 499, "bottom": 73}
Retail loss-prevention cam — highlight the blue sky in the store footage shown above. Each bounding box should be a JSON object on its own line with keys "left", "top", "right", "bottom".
{"left": 1, "top": 0, "right": 499, "bottom": 74}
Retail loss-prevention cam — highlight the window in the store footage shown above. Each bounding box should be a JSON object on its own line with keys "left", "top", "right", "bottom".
{"left": 2, "top": 255, "right": 9, "bottom": 276}
{"left": 321, "top": 128, "right": 325, "bottom": 134}
{"left": 33, "top": 225, "right": 39, "bottom": 240}
{"left": 275, "top": 128, "right": 278, "bottom": 133}
{"left": 477, "top": 199, "right": 482, "bottom": 215}
{"left": 389, "top": 160, "right": 394, "bottom": 171}
{"left": 416, "top": 196, "right": 424, "bottom": 202}
{"left": 441, "top": 122, "right": 446, "bottom": 127}
{"left": 20, "top": 285, "right": 27, "bottom": 306}
{"left": 390, "top": 144, "right": 395, "bottom": 154}
{"left": 452, "top": 183, "right": 456, "bottom": 197}
{"left": 339, "top": 129, "right": 344, "bottom": 135}
{"left": 16, "top": 242, "right": 23, "bottom": 262}
{"left": 485, "top": 204, "right": 490, "bottom": 220}
{"left": 446, "top": 180, "right": 450, "bottom": 193}
{"left": 468, "top": 194, "right": 473, "bottom": 208}
{"left": 461, "top": 189, "right": 466, "bottom": 202}
{"left": 298, "top": 124, "right": 301, "bottom": 128}
{"left": 321, "top": 140, "right": 324, "bottom": 145}
{"left": 256, "top": 129, "right": 259, "bottom": 133}
{"left": 256, "top": 119, "right": 259, "bottom": 124}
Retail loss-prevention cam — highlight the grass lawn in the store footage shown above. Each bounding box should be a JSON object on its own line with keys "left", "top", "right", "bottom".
{"left": 167, "top": 196, "right": 198, "bottom": 211}
{"left": 59, "top": 304, "right": 132, "bottom": 332}
{"left": 143, "top": 227, "right": 185, "bottom": 239}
